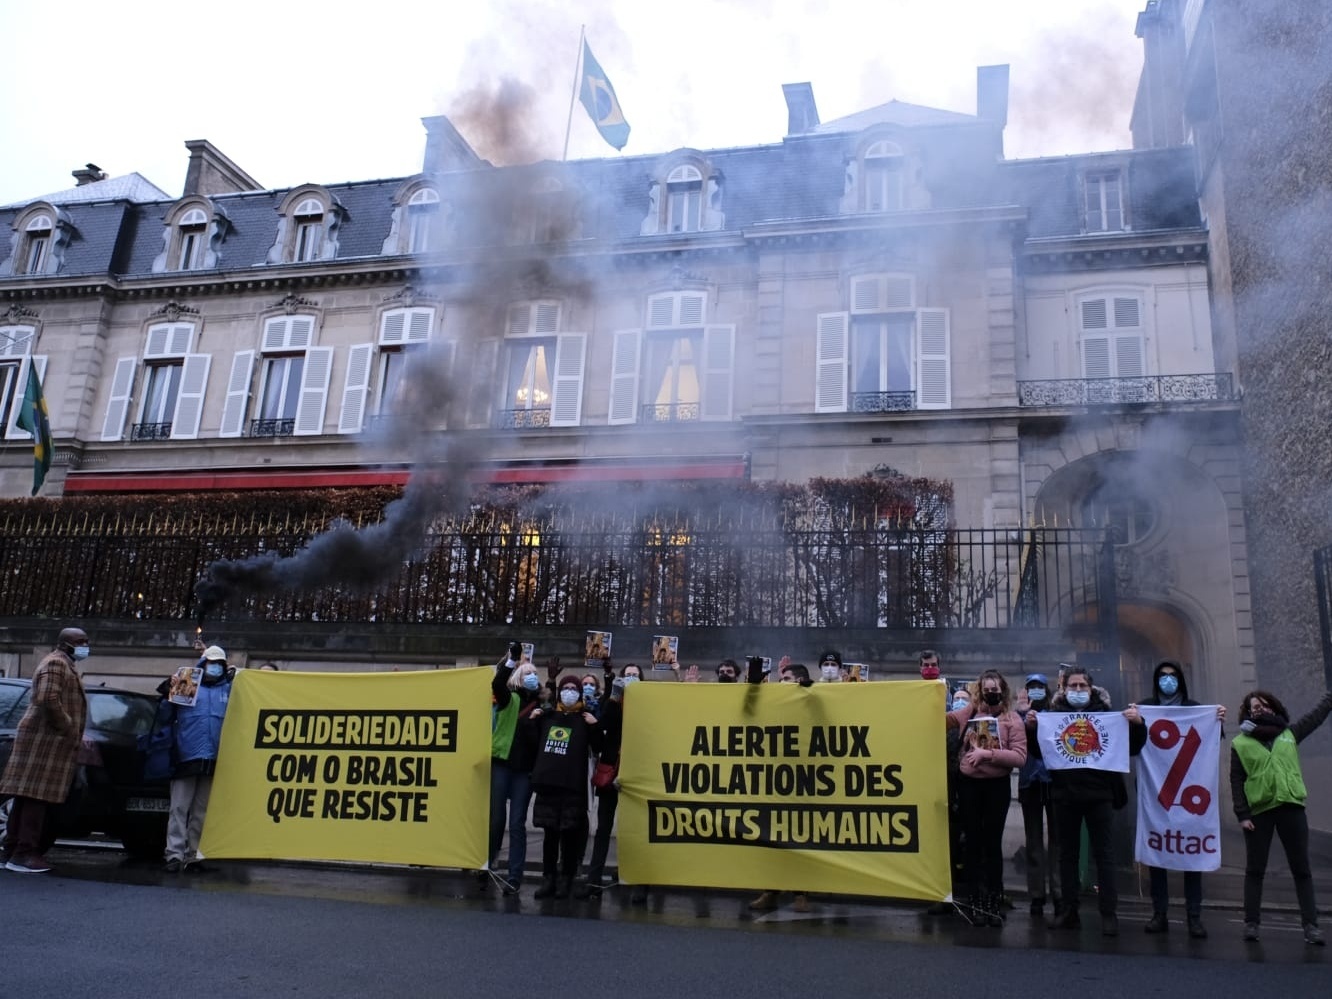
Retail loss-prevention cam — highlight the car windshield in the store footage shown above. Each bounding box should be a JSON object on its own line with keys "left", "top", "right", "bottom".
{"left": 86, "top": 691, "right": 158, "bottom": 737}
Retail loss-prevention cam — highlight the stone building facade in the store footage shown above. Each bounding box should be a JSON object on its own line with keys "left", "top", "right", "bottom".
{"left": 1, "top": 67, "right": 1249, "bottom": 708}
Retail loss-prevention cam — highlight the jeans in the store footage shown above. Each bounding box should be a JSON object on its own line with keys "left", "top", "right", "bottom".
{"left": 586, "top": 785, "right": 619, "bottom": 883}
{"left": 166, "top": 774, "right": 213, "bottom": 862}
{"left": 1148, "top": 867, "right": 1201, "bottom": 917}
{"left": 1019, "top": 782, "right": 1060, "bottom": 902}
{"left": 1055, "top": 799, "right": 1117, "bottom": 915}
{"left": 957, "top": 774, "right": 1012, "bottom": 896}
{"left": 1243, "top": 803, "right": 1319, "bottom": 925}
{"left": 488, "top": 761, "right": 532, "bottom": 881}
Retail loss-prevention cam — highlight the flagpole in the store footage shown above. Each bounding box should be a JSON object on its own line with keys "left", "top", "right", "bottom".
{"left": 562, "top": 25, "right": 586, "bottom": 162}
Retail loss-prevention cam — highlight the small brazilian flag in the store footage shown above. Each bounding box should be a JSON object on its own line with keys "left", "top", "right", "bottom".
{"left": 15, "top": 361, "right": 51, "bottom": 495}
{"left": 578, "top": 41, "right": 630, "bottom": 151}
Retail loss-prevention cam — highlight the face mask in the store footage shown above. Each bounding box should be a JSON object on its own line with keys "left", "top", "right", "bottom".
{"left": 718, "top": 673, "right": 737, "bottom": 683}
{"left": 982, "top": 690, "right": 1002, "bottom": 707}
{"left": 522, "top": 674, "right": 540, "bottom": 691}
{"left": 920, "top": 666, "right": 940, "bottom": 680}
{"left": 1028, "top": 688, "right": 1046, "bottom": 703}
{"left": 72, "top": 645, "right": 90, "bottom": 661}
{"left": 821, "top": 666, "right": 839, "bottom": 681}
{"left": 559, "top": 689, "right": 580, "bottom": 707}
{"left": 205, "top": 663, "right": 225, "bottom": 680}
{"left": 582, "top": 685, "right": 597, "bottom": 700}
{"left": 622, "top": 675, "right": 640, "bottom": 685}
{"left": 952, "top": 697, "right": 971, "bottom": 711}
{"left": 1066, "top": 690, "right": 1091, "bottom": 708}
{"left": 1157, "top": 675, "right": 1179, "bottom": 696}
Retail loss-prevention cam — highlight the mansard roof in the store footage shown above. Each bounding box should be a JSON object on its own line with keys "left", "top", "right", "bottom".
{"left": 3, "top": 172, "right": 171, "bottom": 208}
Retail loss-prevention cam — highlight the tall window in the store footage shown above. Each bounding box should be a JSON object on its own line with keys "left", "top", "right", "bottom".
{"left": 130, "top": 322, "right": 197, "bottom": 440}
{"left": 851, "top": 315, "right": 915, "bottom": 398}
{"left": 666, "top": 165, "right": 703, "bottom": 233}
{"left": 863, "top": 141, "right": 904, "bottom": 212}
{"left": 1079, "top": 294, "right": 1145, "bottom": 381}
{"left": 1084, "top": 170, "right": 1125, "bottom": 232}
{"left": 406, "top": 188, "right": 439, "bottom": 253}
{"left": 376, "top": 307, "right": 434, "bottom": 416}
{"left": 259, "top": 355, "right": 305, "bottom": 425}
{"left": 500, "top": 301, "right": 560, "bottom": 428}
{"left": 293, "top": 198, "right": 324, "bottom": 262}
{"left": 175, "top": 208, "right": 208, "bottom": 271}
{"left": 23, "top": 215, "right": 52, "bottom": 274}
{"left": 643, "top": 292, "right": 705, "bottom": 421}
{"left": 0, "top": 325, "right": 39, "bottom": 436}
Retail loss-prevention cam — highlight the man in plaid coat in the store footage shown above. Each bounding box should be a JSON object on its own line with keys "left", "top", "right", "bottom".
{"left": 1, "top": 627, "right": 89, "bottom": 874}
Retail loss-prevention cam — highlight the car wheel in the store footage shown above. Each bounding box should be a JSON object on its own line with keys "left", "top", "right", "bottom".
{"left": 119, "top": 816, "right": 167, "bottom": 861}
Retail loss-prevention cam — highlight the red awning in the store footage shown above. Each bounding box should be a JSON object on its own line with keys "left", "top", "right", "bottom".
{"left": 61, "top": 456, "right": 749, "bottom": 493}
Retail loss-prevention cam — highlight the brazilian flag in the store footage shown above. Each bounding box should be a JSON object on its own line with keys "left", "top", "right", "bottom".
{"left": 578, "top": 41, "right": 630, "bottom": 151}
{"left": 15, "top": 361, "right": 51, "bottom": 495}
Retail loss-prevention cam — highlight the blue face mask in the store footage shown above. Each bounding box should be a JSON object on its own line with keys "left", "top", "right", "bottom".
{"left": 1157, "top": 675, "right": 1179, "bottom": 696}
{"left": 72, "top": 645, "right": 91, "bottom": 661}
{"left": 622, "top": 675, "right": 640, "bottom": 685}
{"left": 951, "top": 697, "right": 970, "bottom": 711}
{"left": 205, "top": 662, "right": 225, "bottom": 680}
{"left": 522, "top": 674, "right": 540, "bottom": 691}
{"left": 1066, "top": 689, "right": 1091, "bottom": 708}
{"left": 1028, "top": 688, "right": 1046, "bottom": 702}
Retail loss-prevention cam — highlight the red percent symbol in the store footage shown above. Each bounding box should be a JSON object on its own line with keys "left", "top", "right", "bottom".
{"left": 1149, "top": 719, "right": 1211, "bottom": 815}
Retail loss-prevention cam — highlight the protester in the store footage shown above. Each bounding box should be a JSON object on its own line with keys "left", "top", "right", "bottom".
{"left": 528, "top": 674, "right": 603, "bottom": 900}
{"left": 1, "top": 627, "right": 89, "bottom": 874}
{"left": 818, "top": 649, "right": 843, "bottom": 683}
{"left": 1230, "top": 687, "right": 1332, "bottom": 945}
{"left": 579, "top": 663, "right": 642, "bottom": 899}
{"left": 716, "top": 659, "right": 739, "bottom": 683}
{"left": 1046, "top": 666, "right": 1144, "bottom": 936}
{"left": 160, "top": 644, "right": 233, "bottom": 873}
{"left": 919, "top": 650, "right": 941, "bottom": 680}
{"left": 256, "top": 661, "right": 279, "bottom": 671}
{"left": 1132, "top": 661, "right": 1225, "bottom": 938}
{"left": 486, "top": 643, "right": 541, "bottom": 895}
{"left": 1017, "top": 673, "right": 1059, "bottom": 919}
{"left": 751, "top": 657, "right": 812, "bottom": 913}
{"left": 581, "top": 673, "right": 602, "bottom": 719}
{"left": 946, "top": 670, "right": 1027, "bottom": 926}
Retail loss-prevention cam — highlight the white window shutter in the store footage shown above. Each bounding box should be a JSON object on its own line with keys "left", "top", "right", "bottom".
{"left": 1114, "top": 335, "right": 1145, "bottom": 378}
{"left": 1082, "top": 337, "right": 1111, "bottom": 379}
{"left": 851, "top": 276, "right": 882, "bottom": 314}
{"left": 5, "top": 355, "right": 47, "bottom": 439}
{"left": 916, "top": 308, "right": 951, "bottom": 409}
{"left": 1112, "top": 297, "right": 1141, "bottom": 329}
{"left": 679, "top": 293, "right": 706, "bottom": 327}
{"left": 534, "top": 302, "right": 561, "bottom": 334}
{"left": 549, "top": 333, "right": 586, "bottom": 427}
{"left": 294, "top": 346, "right": 334, "bottom": 436}
{"left": 145, "top": 325, "right": 170, "bottom": 357}
{"left": 170, "top": 354, "right": 211, "bottom": 439}
{"left": 406, "top": 308, "right": 434, "bottom": 343}
{"left": 218, "top": 350, "right": 255, "bottom": 438}
{"left": 1080, "top": 298, "right": 1109, "bottom": 330}
{"left": 884, "top": 275, "right": 914, "bottom": 309}
{"left": 608, "top": 329, "right": 642, "bottom": 425}
{"left": 167, "top": 324, "right": 194, "bottom": 355}
{"left": 380, "top": 311, "right": 407, "bottom": 345}
{"left": 647, "top": 295, "right": 675, "bottom": 329}
{"left": 701, "top": 324, "right": 735, "bottom": 420}
{"left": 814, "top": 312, "right": 850, "bottom": 413}
{"left": 101, "top": 356, "right": 138, "bottom": 441}
{"left": 289, "top": 316, "right": 315, "bottom": 349}
{"left": 507, "top": 304, "right": 532, "bottom": 337}
{"left": 338, "top": 343, "right": 374, "bottom": 433}
{"left": 262, "top": 317, "right": 291, "bottom": 351}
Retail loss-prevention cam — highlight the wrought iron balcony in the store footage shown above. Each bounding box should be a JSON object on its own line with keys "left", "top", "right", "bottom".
{"left": 640, "top": 402, "right": 700, "bottom": 423}
{"left": 494, "top": 407, "right": 552, "bottom": 430}
{"left": 1017, "top": 373, "right": 1236, "bottom": 407}
{"left": 249, "top": 418, "right": 296, "bottom": 438}
{"left": 850, "top": 391, "right": 916, "bottom": 413}
{"left": 130, "top": 422, "right": 173, "bottom": 441}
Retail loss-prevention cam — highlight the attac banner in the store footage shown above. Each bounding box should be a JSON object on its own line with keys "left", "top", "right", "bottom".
{"left": 1134, "top": 704, "right": 1222, "bottom": 871}
{"left": 616, "top": 681, "right": 950, "bottom": 901}
{"left": 1035, "top": 710, "right": 1130, "bottom": 773}
{"left": 199, "top": 669, "right": 490, "bottom": 868}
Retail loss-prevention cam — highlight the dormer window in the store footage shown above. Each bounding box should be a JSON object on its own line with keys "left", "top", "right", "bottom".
{"left": 863, "top": 142, "right": 904, "bottom": 212}
{"left": 176, "top": 208, "right": 208, "bottom": 271}
{"left": 406, "top": 188, "right": 439, "bottom": 253}
{"left": 23, "top": 215, "right": 52, "bottom": 274}
{"left": 666, "top": 166, "right": 703, "bottom": 233}
{"left": 1084, "top": 170, "right": 1125, "bottom": 232}
{"left": 525, "top": 178, "right": 566, "bottom": 244}
{"left": 293, "top": 198, "right": 325, "bottom": 262}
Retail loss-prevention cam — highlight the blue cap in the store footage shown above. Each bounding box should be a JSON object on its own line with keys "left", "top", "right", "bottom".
{"left": 1025, "top": 673, "right": 1048, "bottom": 686}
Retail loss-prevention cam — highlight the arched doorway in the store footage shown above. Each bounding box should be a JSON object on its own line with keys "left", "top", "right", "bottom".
{"left": 1116, "top": 601, "right": 1199, "bottom": 704}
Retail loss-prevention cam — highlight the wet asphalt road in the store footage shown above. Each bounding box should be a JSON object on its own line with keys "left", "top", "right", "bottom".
{"left": 2, "top": 846, "right": 1328, "bottom": 998}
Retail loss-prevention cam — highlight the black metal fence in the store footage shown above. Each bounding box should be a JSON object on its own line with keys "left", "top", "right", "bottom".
{"left": 1314, "top": 543, "right": 1332, "bottom": 688}
{"left": 0, "top": 516, "right": 1112, "bottom": 634}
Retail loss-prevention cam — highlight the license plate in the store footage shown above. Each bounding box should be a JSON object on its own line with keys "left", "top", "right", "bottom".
{"left": 125, "top": 797, "right": 169, "bottom": 813}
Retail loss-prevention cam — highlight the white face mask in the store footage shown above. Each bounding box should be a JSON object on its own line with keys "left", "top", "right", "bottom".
{"left": 1066, "top": 689, "right": 1091, "bottom": 708}
{"left": 559, "top": 689, "right": 580, "bottom": 707}
{"left": 72, "top": 645, "right": 91, "bottom": 661}
{"left": 821, "top": 665, "right": 839, "bottom": 681}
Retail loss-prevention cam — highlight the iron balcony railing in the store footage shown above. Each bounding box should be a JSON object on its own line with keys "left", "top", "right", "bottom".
{"left": 1017, "top": 373, "right": 1236, "bottom": 407}
{"left": 851, "top": 391, "right": 916, "bottom": 413}
{"left": 641, "top": 402, "right": 700, "bottom": 423}
{"left": 130, "top": 422, "right": 173, "bottom": 441}
{"left": 249, "top": 418, "right": 296, "bottom": 438}
{"left": 494, "top": 407, "right": 552, "bottom": 430}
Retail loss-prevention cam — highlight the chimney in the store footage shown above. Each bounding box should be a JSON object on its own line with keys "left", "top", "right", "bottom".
{"left": 977, "top": 65, "right": 1010, "bottom": 127}
{"left": 72, "top": 163, "right": 108, "bottom": 186}
{"left": 1132, "top": 0, "right": 1187, "bottom": 148}
{"left": 182, "top": 140, "right": 262, "bottom": 196}
{"left": 782, "top": 83, "right": 820, "bottom": 135}
{"left": 421, "top": 115, "right": 485, "bottom": 173}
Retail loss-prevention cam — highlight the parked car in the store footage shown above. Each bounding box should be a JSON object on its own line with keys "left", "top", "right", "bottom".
{"left": 0, "top": 677, "right": 169, "bottom": 859}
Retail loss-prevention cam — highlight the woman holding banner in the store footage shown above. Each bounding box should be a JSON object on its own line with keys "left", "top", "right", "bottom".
{"left": 577, "top": 663, "right": 642, "bottom": 899}
{"left": 528, "top": 674, "right": 604, "bottom": 900}
{"left": 487, "top": 644, "right": 542, "bottom": 895}
{"left": 1230, "top": 688, "right": 1332, "bottom": 946}
{"left": 946, "top": 670, "right": 1027, "bottom": 927}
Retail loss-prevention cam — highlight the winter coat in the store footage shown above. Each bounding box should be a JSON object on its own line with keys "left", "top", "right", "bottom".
{"left": 1045, "top": 690, "right": 1144, "bottom": 806}
{"left": 0, "top": 649, "right": 88, "bottom": 803}
{"left": 491, "top": 660, "right": 540, "bottom": 772}
{"left": 529, "top": 706, "right": 603, "bottom": 793}
{"left": 172, "top": 675, "right": 231, "bottom": 775}
{"left": 945, "top": 704, "right": 1027, "bottom": 779}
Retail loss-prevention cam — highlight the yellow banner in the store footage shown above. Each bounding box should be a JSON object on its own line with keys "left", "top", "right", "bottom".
{"left": 617, "top": 681, "right": 950, "bottom": 900}
{"left": 199, "top": 668, "right": 490, "bottom": 868}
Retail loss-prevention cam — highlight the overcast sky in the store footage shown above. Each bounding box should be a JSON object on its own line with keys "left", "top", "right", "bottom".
{"left": 0, "top": 0, "right": 1148, "bottom": 205}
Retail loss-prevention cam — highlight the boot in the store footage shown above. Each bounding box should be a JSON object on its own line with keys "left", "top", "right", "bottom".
{"left": 1187, "top": 915, "right": 1207, "bottom": 939}
{"left": 554, "top": 876, "right": 573, "bottom": 899}
{"left": 534, "top": 876, "right": 558, "bottom": 899}
{"left": 984, "top": 893, "right": 1004, "bottom": 928}
{"left": 1144, "top": 912, "right": 1168, "bottom": 934}
{"left": 748, "top": 891, "right": 778, "bottom": 912}
{"left": 1049, "top": 906, "right": 1081, "bottom": 930}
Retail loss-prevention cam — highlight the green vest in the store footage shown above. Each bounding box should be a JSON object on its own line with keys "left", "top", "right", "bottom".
{"left": 1233, "top": 729, "right": 1308, "bottom": 815}
{"left": 491, "top": 697, "right": 518, "bottom": 760}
